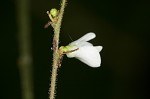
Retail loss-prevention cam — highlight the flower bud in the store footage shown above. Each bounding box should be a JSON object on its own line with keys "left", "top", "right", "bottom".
{"left": 50, "top": 8, "right": 58, "bottom": 17}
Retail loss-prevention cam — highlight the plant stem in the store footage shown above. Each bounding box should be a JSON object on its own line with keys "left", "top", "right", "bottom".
{"left": 17, "top": 0, "right": 34, "bottom": 99}
{"left": 49, "top": 0, "right": 67, "bottom": 99}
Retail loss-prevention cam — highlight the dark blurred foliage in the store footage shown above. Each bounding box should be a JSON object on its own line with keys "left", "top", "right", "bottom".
{"left": 1, "top": 0, "right": 150, "bottom": 99}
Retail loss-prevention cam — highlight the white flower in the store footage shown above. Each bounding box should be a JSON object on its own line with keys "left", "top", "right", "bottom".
{"left": 64, "top": 32, "right": 102, "bottom": 67}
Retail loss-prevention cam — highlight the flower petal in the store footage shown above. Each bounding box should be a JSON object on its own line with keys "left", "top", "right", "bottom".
{"left": 70, "top": 32, "right": 96, "bottom": 45}
{"left": 74, "top": 46, "right": 101, "bottom": 67}
{"left": 72, "top": 42, "right": 93, "bottom": 47}
{"left": 66, "top": 42, "right": 93, "bottom": 58}
{"left": 65, "top": 32, "right": 102, "bottom": 68}
{"left": 95, "top": 46, "right": 103, "bottom": 52}
{"left": 77, "top": 32, "right": 96, "bottom": 42}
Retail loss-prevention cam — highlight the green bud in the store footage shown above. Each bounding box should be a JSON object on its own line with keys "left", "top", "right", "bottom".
{"left": 50, "top": 8, "right": 58, "bottom": 17}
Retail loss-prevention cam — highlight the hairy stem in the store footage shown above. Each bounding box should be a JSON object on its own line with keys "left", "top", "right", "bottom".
{"left": 49, "top": 0, "right": 67, "bottom": 99}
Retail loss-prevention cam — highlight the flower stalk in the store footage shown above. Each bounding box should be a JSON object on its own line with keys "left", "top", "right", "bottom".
{"left": 46, "top": 0, "right": 67, "bottom": 99}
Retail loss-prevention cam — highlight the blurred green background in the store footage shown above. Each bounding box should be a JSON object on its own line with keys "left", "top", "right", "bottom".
{"left": 1, "top": 0, "right": 149, "bottom": 99}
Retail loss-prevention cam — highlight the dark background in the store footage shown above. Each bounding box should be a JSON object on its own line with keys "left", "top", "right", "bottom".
{"left": 1, "top": 0, "right": 150, "bottom": 99}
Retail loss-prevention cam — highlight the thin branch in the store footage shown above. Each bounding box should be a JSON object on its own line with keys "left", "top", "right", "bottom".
{"left": 48, "top": 0, "right": 67, "bottom": 99}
